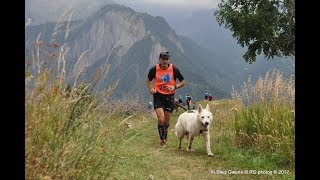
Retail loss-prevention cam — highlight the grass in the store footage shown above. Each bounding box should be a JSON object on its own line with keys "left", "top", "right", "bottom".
{"left": 231, "top": 69, "right": 295, "bottom": 168}
{"left": 26, "top": 94, "right": 294, "bottom": 179}
{"left": 25, "top": 66, "right": 294, "bottom": 179}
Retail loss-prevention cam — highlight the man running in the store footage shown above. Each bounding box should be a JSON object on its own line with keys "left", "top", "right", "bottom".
{"left": 146, "top": 51, "right": 185, "bottom": 148}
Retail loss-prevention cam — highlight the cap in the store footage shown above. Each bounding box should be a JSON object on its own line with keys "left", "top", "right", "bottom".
{"left": 159, "top": 51, "right": 170, "bottom": 59}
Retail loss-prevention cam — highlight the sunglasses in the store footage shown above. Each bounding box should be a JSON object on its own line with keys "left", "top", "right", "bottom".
{"left": 161, "top": 57, "right": 169, "bottom": 60}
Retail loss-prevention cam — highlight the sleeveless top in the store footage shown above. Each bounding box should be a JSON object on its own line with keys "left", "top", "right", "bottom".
{"left": 154, "top": 64, "right": 176, "bottom": 95}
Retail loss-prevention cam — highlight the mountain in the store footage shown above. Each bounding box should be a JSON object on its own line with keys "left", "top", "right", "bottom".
{"left": 25, "top": 4, "right": 234, "bottom": 101}
{"left": 25, "top": 0, "right": 115, "bottom": 25}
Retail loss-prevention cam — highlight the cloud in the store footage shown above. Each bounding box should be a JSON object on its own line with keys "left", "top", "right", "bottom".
{"left": 116, "top": 0, "right": 219, "bottom": 9}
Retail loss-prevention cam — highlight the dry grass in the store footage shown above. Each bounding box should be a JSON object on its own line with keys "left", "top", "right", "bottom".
{"left": 231, "top": 69, "right": 295, "bottom": 167}
{"left": 231, "top": 69, "right": 295, "bottom": 107}
{"left": 25, "top": 53, "right": 150, "bottom": 178}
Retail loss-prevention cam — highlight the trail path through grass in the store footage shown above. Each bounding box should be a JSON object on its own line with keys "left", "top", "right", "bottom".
{"left": 106, "top": 100, "right": 294, "bottom": 179}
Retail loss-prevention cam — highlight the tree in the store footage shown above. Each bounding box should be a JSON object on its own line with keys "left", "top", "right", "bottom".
{"left": 214, "top": 0, "right": 295, "bottom": 63}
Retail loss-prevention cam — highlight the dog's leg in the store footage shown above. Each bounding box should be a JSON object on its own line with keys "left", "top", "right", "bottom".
{"left": 178, "top": 131, "right": 186, "bottom": 150}
{"left": 203, "top": 131, "right": 213, "bottom": 157}
{"left": 187, "top": 135, "right": 194, "bottom": 152}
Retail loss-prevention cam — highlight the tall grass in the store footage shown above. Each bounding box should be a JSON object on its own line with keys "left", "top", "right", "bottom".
{"left": 25, "top": 62, "right": 153, "bottom": 178}
{"left": 25, "top": 17, "right": 149, "bottom": 178}
{"left": 25, "top": 57, "right": 150, "bottom": 178}
{"left": 231, "top": 69, "right": 295, "bottom": 167}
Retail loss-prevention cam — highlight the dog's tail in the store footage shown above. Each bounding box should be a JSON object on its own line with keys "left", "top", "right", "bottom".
{"left": 174, "top": 120, "right": 187, "bottom": 139}
{"left": 174, "top": 124, "right": 177, "bottom": 136}
{"left": 174, "top": 122, "right": 180, "bottom": 137}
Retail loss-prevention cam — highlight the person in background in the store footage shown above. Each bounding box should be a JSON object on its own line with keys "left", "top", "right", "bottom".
{"left": 208, "top": 94, "right": 213, "bottom": 101}
{"left": 186, "top": 94, "right": 192, "bottom": 110}
{"left": 192, "top": 102, "right": 197, "bottom": 110}
{"left": 178, "top": 95, "right": 183, "bottom": 105}
{"left": 204, "top": 90, "right": 208, "bottom": 100}
{"left": 184, "top": 95, "right": 188, "bottom": 106}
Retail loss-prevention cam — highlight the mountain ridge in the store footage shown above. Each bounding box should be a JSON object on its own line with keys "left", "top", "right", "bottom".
{"left": 25, "top": 4, "right": 293, "bottom": 102}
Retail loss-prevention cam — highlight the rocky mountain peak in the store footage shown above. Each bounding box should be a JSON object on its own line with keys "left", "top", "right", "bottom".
{"left": 25, "top": 3, "right": 233, "bottom": 100}
{"left": 67, "top": 4, "right": 184, "bottom": 71}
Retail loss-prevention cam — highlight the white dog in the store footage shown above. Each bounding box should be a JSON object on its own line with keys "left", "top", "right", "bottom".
{"left": 174, "top": 104, "right": 213, "bottom": 156}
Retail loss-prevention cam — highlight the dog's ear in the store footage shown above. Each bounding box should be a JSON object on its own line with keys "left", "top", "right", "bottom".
{"left": 198, "top": 104, "right": 203, "bottom": 112}
{"left": 206, "top": 104, "right": 210, "bottom": 111}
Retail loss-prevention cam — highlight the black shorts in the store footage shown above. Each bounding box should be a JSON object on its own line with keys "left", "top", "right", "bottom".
{"left": 153, "top": 93, "right": 175, "bottom": 113}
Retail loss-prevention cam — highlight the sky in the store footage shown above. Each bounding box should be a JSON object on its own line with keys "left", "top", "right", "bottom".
{"left": 112, "top": 0, "right": 220, "bottom": 21}
{"left": 115, "top": 0, "right": 219, "bottom": 10}
{"left": 113, "top": 0, "right": 220, "bottom": 8}
{"left": 25, "top": 0, "right": 221, "bottom": 25}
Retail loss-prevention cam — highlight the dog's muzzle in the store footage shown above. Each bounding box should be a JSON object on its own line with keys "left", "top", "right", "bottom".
{"left": 202, "top": 122, "right": 209, "bottom": 131}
